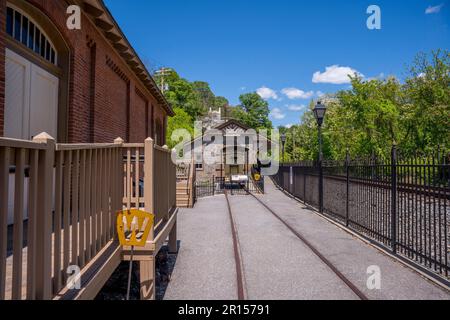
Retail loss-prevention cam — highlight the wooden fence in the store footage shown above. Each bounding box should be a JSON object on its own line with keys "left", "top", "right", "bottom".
{"left": 0, "top": 134, "right": 177, "bottom": 300}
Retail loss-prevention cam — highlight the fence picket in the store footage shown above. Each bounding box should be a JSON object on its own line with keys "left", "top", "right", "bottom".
{"left": 0, "top": 147, "right": 10, "bottom": 300}
{"left": 26, "top": 149, "right": 39, "bottom": 299}
{"left": 276, "top": 147, "right": 450, "bottom": 283}
{"left": 12, "top": 148, "right": 25, "bottom": 299}
{"left": 0, "top": 134, "right": 176, "bottom": 300}
{"left": 54, "top": 151, "right": 63, "bottom": 293}
{"left": 71, "top": 150, "right": 80, "bottom": 266}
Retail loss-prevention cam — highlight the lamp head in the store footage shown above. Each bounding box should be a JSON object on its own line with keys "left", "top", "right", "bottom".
{"left": 313, "top": 101, "right": 327, "bottom": 127}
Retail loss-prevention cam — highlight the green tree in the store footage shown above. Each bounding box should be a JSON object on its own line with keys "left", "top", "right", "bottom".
{"left": 166, "top": 107, "right": 194, "bottom": 149}
{"left": 214, "top": 96, "right": 230, "bottom": 115}
{"left": 279, "top": 50, "right": 449, "bottom": 161}
{"left": 154, "top": 70, "right": 205, "bottom": 120}
{"left": 232, "top": 93, "right": 273, "bottom": 130}
{"left": 402, "top": 50, "right": 450, "bottom": 153}
{"left": 192, "top": 81, "right": 216, "bottom": 111}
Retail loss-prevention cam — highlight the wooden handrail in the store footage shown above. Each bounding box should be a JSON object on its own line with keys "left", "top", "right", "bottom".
{"left": 56, "top": 143, "right": 119, "bottom": 151}
{"left": 122, "top": 143, "right": 145, "bottom": 148}
{"left": 0, "top": 137, "right": 48, "bottom": 149}
{"left": 0, "top": 134, "right": 177, "bottom": 300}
{"left": 154, "top": 144, "right": 172, "bottom": 153}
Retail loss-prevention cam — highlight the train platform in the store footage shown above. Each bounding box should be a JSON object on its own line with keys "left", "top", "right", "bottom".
{"left": 163, "top": 179, "right": 450, "bottom": 300}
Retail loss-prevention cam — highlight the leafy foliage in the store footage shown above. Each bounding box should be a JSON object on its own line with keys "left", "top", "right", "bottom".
{"left": 280, "top": 50, "right": 450, "bottom": 161}
{"left": 167, "top": 107, "right": 194, "bottom": 149}
{"left": 232, "top": 93, "right": 273, "bottom": 131}
{"left": 155, "top": 69, "right": 274, "bottom": 148}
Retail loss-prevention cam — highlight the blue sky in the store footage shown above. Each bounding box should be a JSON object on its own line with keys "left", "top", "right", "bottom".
{"left": 104, "top": 0, "right": 450, "bottom": 127}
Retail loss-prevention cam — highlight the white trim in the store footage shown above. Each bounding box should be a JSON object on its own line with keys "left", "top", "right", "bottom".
{"left": 7, "top": 2, "right": 58, "bottom": 65}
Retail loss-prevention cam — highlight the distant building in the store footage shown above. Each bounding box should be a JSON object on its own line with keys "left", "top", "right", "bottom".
{"left": 202, "top": 107, "right": 226, "bottom": 130}
{"left": 183, "top": 110, "right": 273, "bottom": 181}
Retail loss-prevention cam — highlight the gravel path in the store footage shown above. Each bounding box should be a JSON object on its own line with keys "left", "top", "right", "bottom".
{"left": 258, "top": 179, "right": 449, "bottom": 300}
{"left": 163, "top": 195, "right": 238, "bottom": 300}
{"left": 100, "top": 180, "right": 450, "bottom": 300}
{"left": 228, "top": 194, "right": 358, "bottom": 300}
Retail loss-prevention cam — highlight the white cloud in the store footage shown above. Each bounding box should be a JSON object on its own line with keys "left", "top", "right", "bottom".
{"left": 425, "top": 4, "right": 444, "bottom": 14}
{"left": 316, "top": 91, "right": 325, "bottom": 97}
{"left": 312, "top": 65, "right": 362, "bottom": 84}
{"left": 366, "top": 72, "right": 386, "bottom": 81}
{"left": 281, "top": 88, "right": 314, "bottom": 100}
{"left": 287, "top": 104, "right": 306, "bottom": 112}
{"left": 270, "top": 108, "right": 286, "bottom": 120}
{"left": 257, "top": 86, "right": 278, "bottom": 100}
{"left": 284, "top": 124, "right": 294, "bottom": 129}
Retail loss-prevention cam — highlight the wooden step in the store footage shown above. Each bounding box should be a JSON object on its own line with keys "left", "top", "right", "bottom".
{"left": 176, "top": 199, "right": 190, "bottom": 208}
{"left": 177, "top": 193, "right": 189, "bottom": 198}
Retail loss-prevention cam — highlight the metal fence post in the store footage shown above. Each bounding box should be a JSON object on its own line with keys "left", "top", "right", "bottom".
{"left": 303, "top": 167, "right": 306, "bottom": 204}
{"left": 280, "top": 164, "right": 284, "bottom": 189}
{"left": 391, "top": 144, "right": 397, "bottom": 254}
{"left": 319, "top": 160, "right": 324, "bottom": 214}
{"left": 345, "top": 149, "right": 350, "bottom": 227}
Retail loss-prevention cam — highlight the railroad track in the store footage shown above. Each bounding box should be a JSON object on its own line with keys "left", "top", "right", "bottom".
{"left": 224, "top": 188, "right": 369, "bottom": 301}
{"left": 224, "top": 189, "right": 247, "bottom": 300}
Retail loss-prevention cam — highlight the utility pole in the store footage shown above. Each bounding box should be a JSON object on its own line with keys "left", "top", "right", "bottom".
{"left": 155, "top": 67, "right": 173, "bottom": 93}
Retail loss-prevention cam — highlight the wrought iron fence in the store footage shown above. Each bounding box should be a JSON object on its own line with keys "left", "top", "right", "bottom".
{"left": 195, "top": 176, "right": 264, "bottom": 199}
{"left": 274, "top": 147, "right": 450, "bottom": 283}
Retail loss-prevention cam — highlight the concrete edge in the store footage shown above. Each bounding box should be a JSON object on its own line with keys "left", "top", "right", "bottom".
{"left": 269, "top": 178, "right": 450, "bottom": 294}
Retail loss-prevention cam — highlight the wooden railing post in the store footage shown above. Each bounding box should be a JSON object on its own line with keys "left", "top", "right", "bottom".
{"left": 171, "top": 148, "right": 177, "bottom": 210}
{"left": 144, "top": 138, "right": 155, "bottom": 219}
{"left": 141, "top": 137, "right": 155, "bottom": 300}
{"left": 0, "top": 146, "right": 10, "bottom": 300}
{"left": 33, "top": 133, "right": 55, "bottom": 300}
{"left": 163, "top": 145, "right": 170, "bottom": 220}
{"left": 169, "top": 148, "right": 178, "bottom": 254}
{"left": 114, "top": 137, "right": 124, "bottom": 236}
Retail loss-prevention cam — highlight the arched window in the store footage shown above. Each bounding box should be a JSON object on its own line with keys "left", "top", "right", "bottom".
{"left": 6, "top": 4, "right": 57, "bottom": 65}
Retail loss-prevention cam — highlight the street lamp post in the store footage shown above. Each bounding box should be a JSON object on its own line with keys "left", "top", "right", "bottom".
{"left": 313, "top": 101, "right": 327, "bottom": 213}
{"left": 281, "top": 134, "right": 287, "bottom": 163}
{"left": 280, "top": 133, "right": 287, "bottom": 189}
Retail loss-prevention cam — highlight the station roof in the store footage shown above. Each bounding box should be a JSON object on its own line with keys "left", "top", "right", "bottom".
{"left": 76, "top": 0, "right": 175, "bottom": 116}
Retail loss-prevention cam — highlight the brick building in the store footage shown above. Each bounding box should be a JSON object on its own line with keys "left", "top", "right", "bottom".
{"left": 0, "top": 0, "right": 174, "bottom": 144}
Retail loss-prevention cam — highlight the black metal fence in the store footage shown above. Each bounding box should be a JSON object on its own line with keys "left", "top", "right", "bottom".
{"left": 273, "top": 147, "right": 450, "bottom": 283}
{"left": 195, "top": 176, "right": 264, "bottom": 199}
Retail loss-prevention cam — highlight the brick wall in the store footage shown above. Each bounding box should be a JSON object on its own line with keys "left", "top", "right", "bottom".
{"left": 130, "top": 89, "right": 147, "bottom": 143}
{"left": 96, "top": 61, "right": 129, "bottom": 142}
{"left": 0, "top": 0, "right": 6, "bottom": 136}
{"left": 1, "top": 0, "right": 169, "bottom": 143}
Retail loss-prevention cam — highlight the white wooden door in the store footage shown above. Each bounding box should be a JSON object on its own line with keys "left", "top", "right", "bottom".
{"left": 29, "top": 63, "right": 59, "bottom": 139}
{"left": 5, "top": 48, "right": 59, "bottom": 225}
{"left": 5, "top": 48, "right": 30, "bottom": 139}
{"left": 5, "top": 48, "right": 59, "bottom": 140}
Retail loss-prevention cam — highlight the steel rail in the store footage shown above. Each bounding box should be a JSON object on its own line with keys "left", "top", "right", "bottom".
{"left": 245, "top": 190, "right": 369, "bottom": 300}
{"left": 224, "top": 190, "right": 247, "bottom": 300}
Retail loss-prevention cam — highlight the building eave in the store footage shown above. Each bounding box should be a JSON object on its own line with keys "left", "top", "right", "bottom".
{"left": 75, "top": 0, "right": 175, "bottom": 117}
